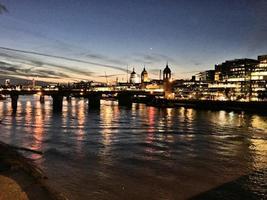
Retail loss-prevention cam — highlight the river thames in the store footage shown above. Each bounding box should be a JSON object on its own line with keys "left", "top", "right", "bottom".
{"left": 0, "top": 95, "right": 267, "bottom": 199}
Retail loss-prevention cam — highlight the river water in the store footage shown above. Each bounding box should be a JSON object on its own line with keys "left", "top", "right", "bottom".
{"left": 0, "top": 95, "right": 267, "bottom": 199}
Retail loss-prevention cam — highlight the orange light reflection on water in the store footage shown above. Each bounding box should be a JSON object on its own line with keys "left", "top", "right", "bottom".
{"left": 99, "top": 102, "right": 119, "bottom": 160}
{"left": 75, "top": 100, "right": 86, "bottom": 155}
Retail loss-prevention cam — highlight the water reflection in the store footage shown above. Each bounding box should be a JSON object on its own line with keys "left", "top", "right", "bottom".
{"left": 99, "top": 102, "right": 119, "bottom": 161}
{"left": 0, "top": 96, "right": 266, "bottom": 199}
{"left": 31, "top": 100, "right": 44, "bottom": 153}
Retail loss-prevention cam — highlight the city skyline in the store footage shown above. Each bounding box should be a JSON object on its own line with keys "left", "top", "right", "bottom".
{"left": 1, "top": 0, "right": 267, "bottom": 83}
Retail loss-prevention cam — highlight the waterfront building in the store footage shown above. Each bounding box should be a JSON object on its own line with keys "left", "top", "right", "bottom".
{"left": 144, "top": 79, "right": 164, "bottom": 91}
{"left": 194, "top": 70, "right": 215, "bottom": 82}
{"left": 72, "top": 81, "right": 93, "bottom": 89}
{"left": 215, "top": 58, "right": 259, "bottom": 81}
{"left": 172, "top": 55, "right": 267, "bottom": 101}
{"left": 172, "top": 79, "right": 210, "bottom": 99}
{"left": 213, "top": 58, "right": 259, "bottom": 100}
{"left": 250, "top": 55, "right": 267, "bottom": 100}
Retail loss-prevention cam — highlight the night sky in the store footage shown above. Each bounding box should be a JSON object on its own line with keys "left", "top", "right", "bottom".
{"left": 0, "top": 0, "right": 267, "bottom": 83}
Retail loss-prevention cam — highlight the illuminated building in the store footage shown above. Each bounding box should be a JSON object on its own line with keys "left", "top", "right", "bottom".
{"left": 141, "top": 67, "right": 149, "bottom": 83}
{"left": 215, "top": 59, "right": 259, "bottom": 81}
{"left": 141, "top": 67, "right": 149, "bottom": 89}
{"left": 194, "top": 70, "right": 215, "bottom": 82}
{"left": 172, "top": 55, "right": 267, "bottom": 101}
{"left": 250, "top": 55, "right": 267, "bottom": 100}
{"left": 213, "top": 59, "right": 259, "bottom": 100}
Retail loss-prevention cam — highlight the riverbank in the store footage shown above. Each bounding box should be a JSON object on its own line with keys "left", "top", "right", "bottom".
{"left": 0, "top": 141, "right": 66, "bottom": 200}
{"left": 135, "top": 97, "right": 267, "bottom": 113}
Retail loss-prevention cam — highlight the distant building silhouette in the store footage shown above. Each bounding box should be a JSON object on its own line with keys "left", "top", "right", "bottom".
{"left": 163, "top": 63, "right": 173, "bottom": 99}
{"left": 163, "top": 63, "right": 171, "bottom": 81}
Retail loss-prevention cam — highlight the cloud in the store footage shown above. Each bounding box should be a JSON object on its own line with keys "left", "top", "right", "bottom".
{"left": 193, "top": 62, "right": 202, "bottom": 66}
{"left": 132, "top": 52, "right": 175, "bottom": 64}
{"left": 97, "top": 73, "right": 126, "bottom": 78}
{"left": 0, "top": 46, "right": 128, "bottom": 73}
{"left": 0, "top": 60, "right": 70, "bottom": 79}
{"left": 0, "top": 48, "right": 116, "bottom": 82}
{"left": 0, "top": 3, "right": 8, "bottom": 14}
{"left": 148, "top": 68, "right": 162, "bottom": 76}
{"left": 85, "top": 52, "right": 126, "bottom": 66}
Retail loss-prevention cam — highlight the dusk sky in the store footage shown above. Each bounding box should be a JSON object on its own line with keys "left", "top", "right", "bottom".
{"left": 0, "top": 0, "right": 267, "bottom": 83}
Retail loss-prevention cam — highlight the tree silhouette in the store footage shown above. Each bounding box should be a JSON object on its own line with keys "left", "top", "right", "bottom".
{"left": 0, "top": 3, "right": 8, "bottom": 14}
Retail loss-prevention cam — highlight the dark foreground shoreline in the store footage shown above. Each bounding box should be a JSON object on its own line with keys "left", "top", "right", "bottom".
{"left": 0, "top": 141, "right": 65, "bottom": 200}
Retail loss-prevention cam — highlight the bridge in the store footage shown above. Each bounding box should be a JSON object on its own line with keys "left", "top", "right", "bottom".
{"left": 0, "top": 88, "right": 164, "bottom": 112}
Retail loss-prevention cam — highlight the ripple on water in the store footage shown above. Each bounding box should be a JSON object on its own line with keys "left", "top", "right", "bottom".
{"left": 0, "top": 97, "right": 267, "bottom": 199}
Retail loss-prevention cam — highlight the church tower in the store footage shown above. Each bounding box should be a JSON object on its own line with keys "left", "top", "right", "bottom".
{"left": 163, "top": 63, "right": 173, "bottom": 99}
{"left": 141, "top": 67, "right": 149, "bottom": 89}
{"left": 141, "top": 67, "right": 149, "bottom": 83}
{"left": 163, "top": 63, "right": 171, "bottom": 81}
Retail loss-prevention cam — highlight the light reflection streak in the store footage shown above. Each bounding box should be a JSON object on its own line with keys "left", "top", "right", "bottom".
{"left": 178, "top": 107, "right": 196, "bottom": 141}
{"left": 251, "top": 115, "right": 267, "bottom": 131}
{"left": 30, "top": 99, "right": 44, "bottom": 159}
{"left": 24, "top": 98, "right": 33, "bottom": 134}
{"left": 77, "top": 100, "right": 85, "bottom": 126}
{"left": 0, "top": 101, "right": 4, "bottom": 118}
{"left": 75, "top": 100, "right": 86, "bottom": 155}
{"left": 99, "top": 102, "right": 119, "bottom": 160}
{"left": 249, "top": 139, "right": 267, "bottom": 170}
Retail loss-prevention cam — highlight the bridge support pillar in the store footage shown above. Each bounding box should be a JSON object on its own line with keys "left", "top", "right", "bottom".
{"left": 117, "top": 92, "right": 133, "bottom": 107}
{"left": 87, "top": 92, "right": 101, "bottom": 109}
{"left": 40, "top": 95, "right": 45, "bottom": 104}
{"left": 10, "top": 92, "right": 19, "bottom": 113}
{"left": 52, "top": 94, "right": 63, "bottom": 112}
{"left": 66, "top": 95, "right": 71, "bottom": 102}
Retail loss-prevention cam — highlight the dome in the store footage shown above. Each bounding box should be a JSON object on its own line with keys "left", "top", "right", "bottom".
{"left": 130, "top": 68, "right": 138, "bottom": 84}
{"left": 131, "top": 68, "right": 136, "bottom": 75}
{"left": 141, "top": 67, "right": 148, "bottom": 75}
{"left": 163, "top": 64, "right": 171, "bottom": 74}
